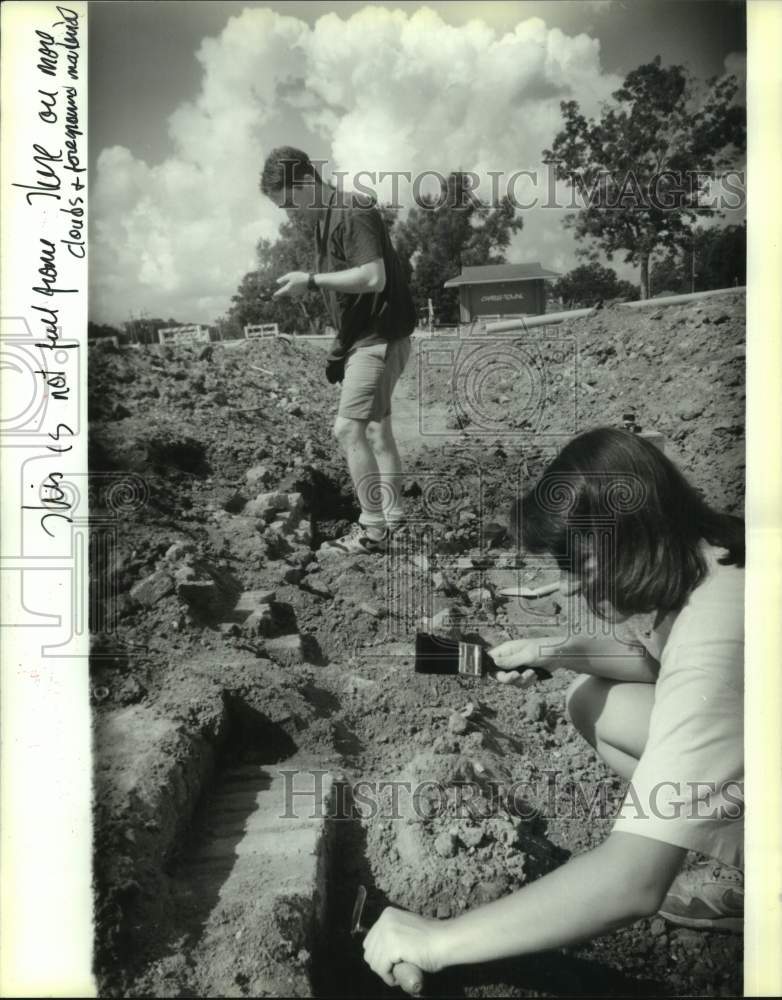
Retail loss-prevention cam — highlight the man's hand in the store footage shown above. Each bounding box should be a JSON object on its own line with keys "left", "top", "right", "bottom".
{"left": 273, "top": 271, "right": 310, "bottom": 299}
{"left": 363, "top": 907, "right": 446, "bottom": 989}
{"left": 325, "top": 358, "right": 345, "bottom": 384}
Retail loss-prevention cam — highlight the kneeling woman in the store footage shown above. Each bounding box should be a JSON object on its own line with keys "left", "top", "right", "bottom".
{"left": 364, "top": 427, "right": 744, "bottom": 989}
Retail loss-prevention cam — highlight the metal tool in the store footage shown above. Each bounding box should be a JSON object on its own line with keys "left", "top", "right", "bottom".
{"left": 351, "top": 884, "right": 424, "bottom": 996}
{"left": 498, "top": 580, "right": 561, "bottom": 598}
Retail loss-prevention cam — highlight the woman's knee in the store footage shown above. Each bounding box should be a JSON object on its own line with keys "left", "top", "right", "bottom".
{"left": 565, "top": 674, "right": 610, "bottom": 744}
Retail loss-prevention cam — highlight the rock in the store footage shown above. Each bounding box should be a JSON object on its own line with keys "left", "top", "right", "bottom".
{"left": 468, "top": 587, "right": 494, "bottom": 609}
{"left": 264, "top": 633, "right": 304, "bottom": 665}
{"left": 474, "top": 879, "right": 508, "bottom": 904}
{"left": 344, "top": 673, "right": 376, "bottom": 695}
{"left": 431, "top": 607, "right": 459, "bottom": 630}
{"left": 229, "top": 590, "right": 276, "bottom": 622}
{"left": 457, "top": 824, "right": 485, "bottom": 849}
{"left": 292, "top": 518, "right": 313, "bottom": 547}
{"left": 244, "top": 492, "right": 291, "bottom": 519}
{"left": 303, "top": 578, "right": 333, "bottom": 599}
{"left": 198, "top": 345, "right": 213, "bottom": 361}
{"left": 431, "top": 571, "right": 457, "bottom": 594}
{"left": 433, "top": 831, "right": 457, "bottom": 858}
{"left": 360, "top": 602, "right": 386, "bottom": 619}
{"left": 448, "top": 712, "right": 469, "bottom": 735}
{"left": 283, "top": 565, "right": 304, "bottom": 585}
{"left": 677, "top": 402, "right": 705, "bottom": 421}
{"left": 111, "top": 402, "right": 132, "bottom": 420}
{"left": 221, "top": 490, "right": 248, "bottom": 514}
{"left": 245, "top": 465, "right": 271, "bottom": 488}
{"left": 432, "top": 734, "right": 459, "bottom": 754}
{"left": 164, "top": 541, "right": 198, "bottom": 564}
{"left": 650, "top": 917, "right": 667, "bottom": 937}
{"left": 130, "top": 569, "right": 174, "bottom": 607}
{"left": 176, "top": 578, "right": 219, "bottom": 610}
{"left": 436, "top": 902, "right": 452, "bottom": 919}
{"left": 243, "top": 607, "right": 278, "bottom": 638}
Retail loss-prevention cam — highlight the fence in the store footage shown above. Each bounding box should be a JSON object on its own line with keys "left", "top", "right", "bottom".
{"left": 244, "top": 323, "right": 280, "bottom": 339}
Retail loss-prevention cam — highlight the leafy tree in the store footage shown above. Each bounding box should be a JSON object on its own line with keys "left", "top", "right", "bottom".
{"left": 648, "top": 255, "right": 687, "bottom": 296}
{"left": 87, "top": 320, "right": 124, "bottom": 342}
{"left": 393, "top": 173, "right": 523, "bottom": 324}
{"left": 650, "top": 222, "right": 746, "bottom": 295}
{"left": 118, "top": 316, "right": 191, "bottom": 346}
{"left": 544, "top": 57, "right": 745, "bottom": 298}
{"left": 554, "top": 262, "right": 639, "bottom": 309}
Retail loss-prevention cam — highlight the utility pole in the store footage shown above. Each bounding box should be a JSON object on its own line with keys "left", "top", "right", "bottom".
{"left": 691, "top": 242, "right": 696, "bottom": 294}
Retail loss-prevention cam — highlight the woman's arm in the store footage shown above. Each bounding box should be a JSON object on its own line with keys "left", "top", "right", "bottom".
{"left": 490, "top": 634, "right": 660, "bottom": 683}
{"left": 363, "top": 832, "right": 685, "bottom": 988}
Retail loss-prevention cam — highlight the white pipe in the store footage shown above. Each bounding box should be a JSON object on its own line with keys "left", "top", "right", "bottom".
{"left": 485, "top": 285, "right": 745, "bottom": 333}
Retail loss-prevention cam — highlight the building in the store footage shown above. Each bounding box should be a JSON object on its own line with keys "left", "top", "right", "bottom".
{"left": 443, "top": 262, "right": 560, "bottom": 324}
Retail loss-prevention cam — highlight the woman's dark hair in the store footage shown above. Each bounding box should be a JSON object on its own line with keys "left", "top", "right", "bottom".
{"left": 260, "top": 146, "right": 318, "bottom": 196}
{"left": 511, "top": 428, "right": 744, "bottom": 617}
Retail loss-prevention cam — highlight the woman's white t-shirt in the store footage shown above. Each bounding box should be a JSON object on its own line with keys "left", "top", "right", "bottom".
{"left": 612, "top": 544, "right": 744, "bottom": 868}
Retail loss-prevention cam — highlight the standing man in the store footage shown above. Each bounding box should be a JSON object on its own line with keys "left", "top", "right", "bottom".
{"left": 261, "top": 147, "right": 417, "bottom": 554}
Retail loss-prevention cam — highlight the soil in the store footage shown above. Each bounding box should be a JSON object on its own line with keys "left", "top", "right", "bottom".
{"left": 90, "top": 292, "right": 745, "bottom": 998}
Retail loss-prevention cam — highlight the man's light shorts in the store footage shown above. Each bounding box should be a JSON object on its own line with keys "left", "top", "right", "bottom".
{"left": 338, "top": 336, "right": 412, "bottom": 422}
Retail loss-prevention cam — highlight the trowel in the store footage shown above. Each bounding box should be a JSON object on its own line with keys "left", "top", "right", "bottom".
{"left": 351, "top": 884, "right": 424, "bottom": 996}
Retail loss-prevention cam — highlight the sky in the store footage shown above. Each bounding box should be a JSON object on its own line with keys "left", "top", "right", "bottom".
{"left": 88, "top": 0, "right": 746, "bottom": 325}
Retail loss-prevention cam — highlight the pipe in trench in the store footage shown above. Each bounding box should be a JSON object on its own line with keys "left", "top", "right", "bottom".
{"left": 484, "top": 286, "right": 746, "bottom": 333}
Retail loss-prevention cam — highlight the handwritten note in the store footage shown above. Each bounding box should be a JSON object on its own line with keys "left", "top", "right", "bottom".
{"left": 12, "top": 5, "right": 84, "bottom": 538}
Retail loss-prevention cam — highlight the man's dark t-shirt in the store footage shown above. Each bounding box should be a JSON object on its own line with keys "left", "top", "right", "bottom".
{"left": 316, "top": 190, "right": 416, "bottom": 362}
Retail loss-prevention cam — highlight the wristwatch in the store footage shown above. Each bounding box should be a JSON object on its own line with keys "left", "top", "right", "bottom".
{"left": 307, "top": 272, "right": 318, "bottom": 291}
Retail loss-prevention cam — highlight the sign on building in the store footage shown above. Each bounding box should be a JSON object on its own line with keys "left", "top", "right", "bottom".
{"left": 244, "top": 323, "right": 280, "bottom": 339}
{"left": 157, "top": 324, "right": 211, "bottom": 346}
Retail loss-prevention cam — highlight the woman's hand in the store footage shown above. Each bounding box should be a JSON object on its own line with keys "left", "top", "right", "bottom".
{"left": 488, "top": 638, "right": 558, "bottom": 687}
{"left": 363, "top": 906, "right": 447, "bottom": 989}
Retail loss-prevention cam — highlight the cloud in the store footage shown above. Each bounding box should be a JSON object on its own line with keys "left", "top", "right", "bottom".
{"left": 91, "top": 6, "right": 623, "bottom": 324}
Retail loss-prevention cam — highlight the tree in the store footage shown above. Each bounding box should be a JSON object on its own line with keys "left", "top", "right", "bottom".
{"left": 650, "top": 222, "right": 746, "bottom": 295}
{"left": 554, "top": 263, "right": 639, "bottom": 309}
{"left": 88, "top": 320, "right": 124, "bottom": 342}
{"left": 393, "top": 172, "right": 523, "bottom": 324}
{"left": 543, "top": 57, "right": 745, "bottom": 298}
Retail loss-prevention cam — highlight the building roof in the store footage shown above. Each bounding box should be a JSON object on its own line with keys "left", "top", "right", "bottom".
{"left": 443, "top": 263, "right": 560, "bottom": 287}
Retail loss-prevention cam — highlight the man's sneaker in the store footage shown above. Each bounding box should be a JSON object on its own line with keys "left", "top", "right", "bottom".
{"left": 319, "top": 523, "right": 389, "bottom": 556}
{"left": 658, "top": 861, "right": 743, "bottom": 932}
